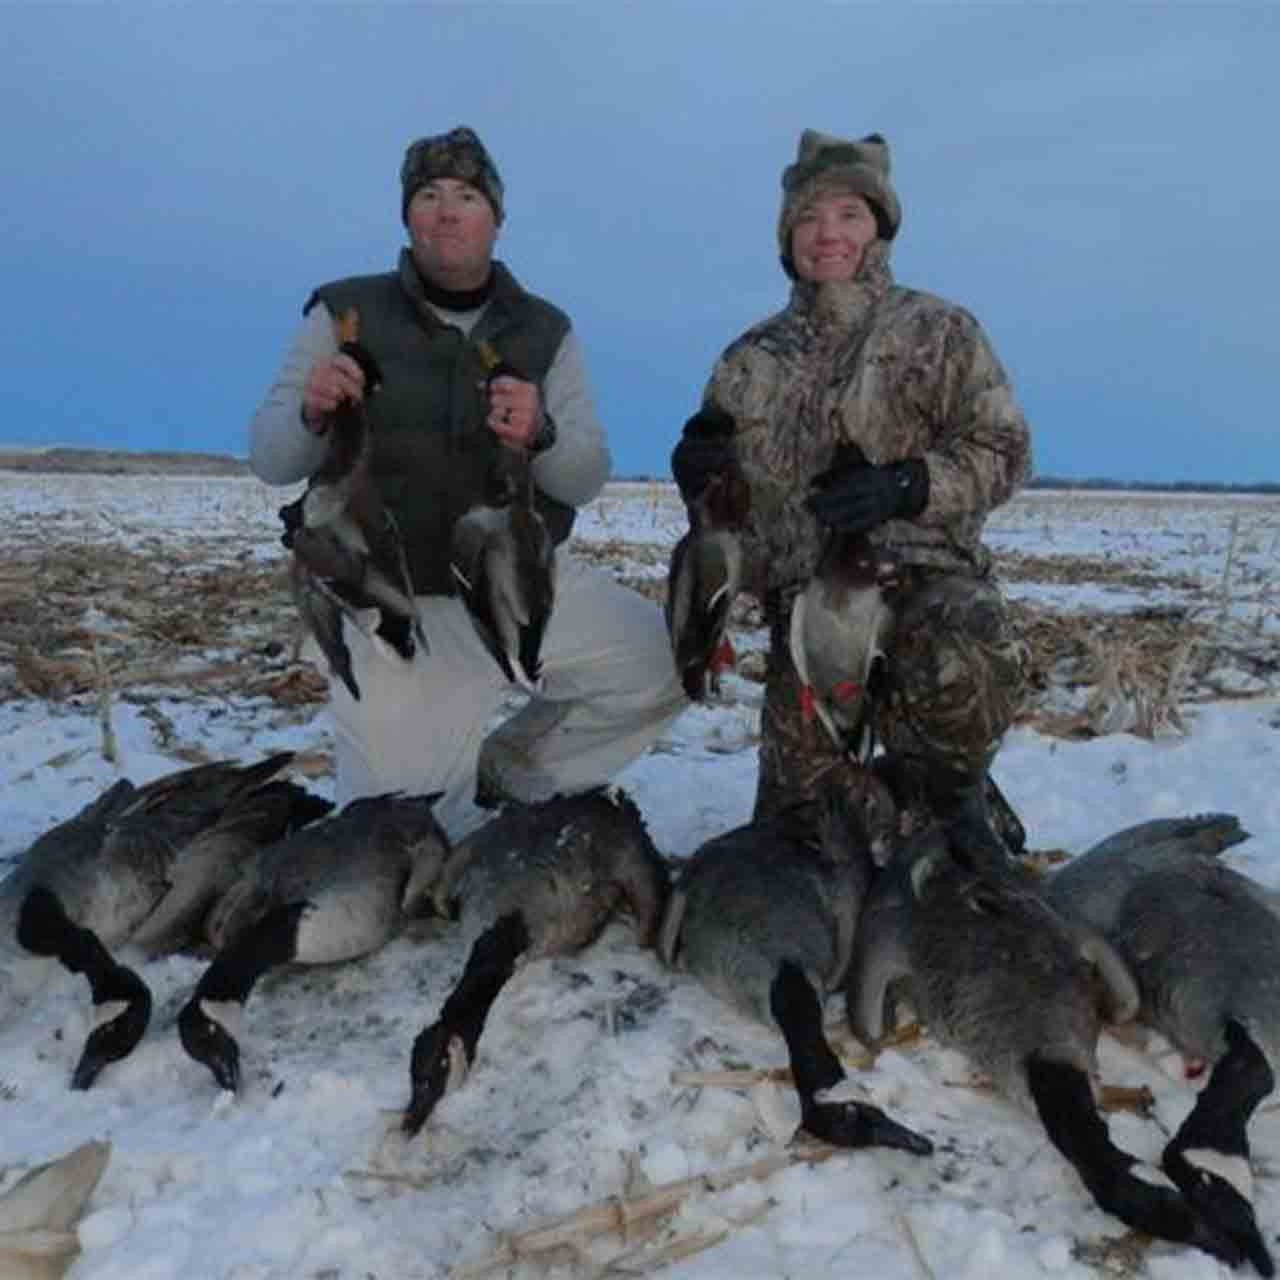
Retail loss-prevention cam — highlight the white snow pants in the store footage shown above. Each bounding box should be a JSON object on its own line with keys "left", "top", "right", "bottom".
{"left": 316, "top": 551, "right": 688, "bottom": 838}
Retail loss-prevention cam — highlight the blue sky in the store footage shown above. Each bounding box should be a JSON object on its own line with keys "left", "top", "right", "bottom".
{"left": 4, "top": 3, "right": 1277, "bottom": 484}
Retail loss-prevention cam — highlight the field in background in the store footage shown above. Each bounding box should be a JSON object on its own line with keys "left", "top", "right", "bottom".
{"left": 2, "top": 474, "right": 1277, "bottom": 761}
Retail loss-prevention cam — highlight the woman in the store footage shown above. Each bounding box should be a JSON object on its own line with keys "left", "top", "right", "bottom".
{"left": 672, "top": 129, "right": 1032, "bottom": 855}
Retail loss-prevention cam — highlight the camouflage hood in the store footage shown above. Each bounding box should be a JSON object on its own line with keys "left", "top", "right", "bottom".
{"left": 702, "top": 241, "right": 1031, "bottom": 605}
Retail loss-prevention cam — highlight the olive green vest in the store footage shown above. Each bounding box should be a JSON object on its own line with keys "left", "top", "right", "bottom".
{"left": 309, "top": 251, "right": 574, "bottom": 596}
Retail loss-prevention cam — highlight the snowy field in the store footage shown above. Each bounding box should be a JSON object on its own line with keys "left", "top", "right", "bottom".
{"left": 2, "top": 472, "right": 1280, "bottom": 1280}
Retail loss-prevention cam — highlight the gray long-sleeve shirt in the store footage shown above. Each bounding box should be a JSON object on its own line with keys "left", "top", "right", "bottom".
{"left": 248, "top": 299, "right": 611, "bottom": 508}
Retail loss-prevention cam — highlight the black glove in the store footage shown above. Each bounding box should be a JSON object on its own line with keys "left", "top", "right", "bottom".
{"left": 671, "top": 405, "right": 736, "bottom": 505}
{"left": 805, "top": 456, "right": 929, "bottom": 535}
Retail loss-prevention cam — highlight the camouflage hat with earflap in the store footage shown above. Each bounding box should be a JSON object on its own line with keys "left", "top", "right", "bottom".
{"left": 400, "top": 126, "right": 505, "bottom": 224}
{"left": 778, "top": 129, "right": 901, "bottom": 276}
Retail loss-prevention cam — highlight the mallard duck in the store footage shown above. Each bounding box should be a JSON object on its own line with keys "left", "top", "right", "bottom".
{"left": 280, "top": 308, "right": 427, "bottom": 700}
{"left": 665, "top": 460, "right": 749, "bottom": 702}
{"left": 450, "top": 441, "right": 554, "bottom": 692}
{"left": 790, "top": 442, "right": 894, "bottom": 762}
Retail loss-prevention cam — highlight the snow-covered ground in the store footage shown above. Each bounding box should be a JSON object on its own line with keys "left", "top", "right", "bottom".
{"left": 2, "top": 475, "right": 1280, "bottom": 1280}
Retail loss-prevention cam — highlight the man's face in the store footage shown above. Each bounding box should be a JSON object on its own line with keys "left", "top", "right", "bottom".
{"left": 790, "top": 191, "right": 878, "bottom": 284}
{"left": 407, "top": 177, "right": 499, "bottom": 290}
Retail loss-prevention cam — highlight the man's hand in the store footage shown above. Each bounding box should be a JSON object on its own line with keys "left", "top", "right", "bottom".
{"left": 487, "top": 374, "right": 545, "bottom": 450}
{"left": 302, "top": 350, "right": 371, "bottom": 434}
{"left": 805, "top": 457, "right": 929, "bottom": 536}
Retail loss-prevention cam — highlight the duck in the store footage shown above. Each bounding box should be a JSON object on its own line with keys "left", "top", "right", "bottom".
{"left": 279, "top": 307, "right": 427, "bottom": 700}
{"left": 397, "top": 786, "right": 668, "bottom": 1136}
{"left": 450, "top": 441, "right": 554, "bottom": 692}
{"left": 178, "top": 791, "right": 449, "bottom": 1094}
{"left": 847, "top": 819, "right": 1248, "bottom": 1269}
{"left": 0, "top": 1138, "right": 110, "bottom": 1280}
{"left": 789, "top": 442, "right": 895, "bottom": 762}
{"left": 657, "top": 769, "right": 930, "bottom": 1154}
{"left": 1045, "top": 814, "right": 1276, "bottom": 1275}
{"left": 665, "top": 458, "right": 749, "bottom": 702}
{"left": 1, "top": 753, "right": 323, "bottom": 1089}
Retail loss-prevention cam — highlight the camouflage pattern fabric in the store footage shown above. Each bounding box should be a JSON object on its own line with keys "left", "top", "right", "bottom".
{"left": 754, "top": 570, "right": 1028, "bottom": 822}
{"left": 702, "top": 240, "right": 1032, "bottom": 599}
{"left": 400, "top": 126, "right": 505, "bottom": 223}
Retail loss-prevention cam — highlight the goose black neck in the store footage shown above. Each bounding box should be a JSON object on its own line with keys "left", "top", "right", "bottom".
{"left": 193, "top": 902, "right": 308, "bottom": 1004}
{"left": 441, "top": 911, "right": 531, "bottom": 1060}
{"left": 1026, "top": 1053, "right": 1241, "bottom": 1266}
{"left": 769, "top": 960, "right": 842, "bottom": 1100}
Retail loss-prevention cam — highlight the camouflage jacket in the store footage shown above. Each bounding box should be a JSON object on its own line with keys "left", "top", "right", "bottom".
{"left": 701, "top": 242, "right": 1032, "bottom": 603}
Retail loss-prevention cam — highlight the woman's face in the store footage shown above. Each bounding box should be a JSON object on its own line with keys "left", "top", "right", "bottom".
{"left": 406, "top": 177, "right": 498, "bottom": 290}
{"left": 790, "top": 191, "right": 879, "bottom": 284}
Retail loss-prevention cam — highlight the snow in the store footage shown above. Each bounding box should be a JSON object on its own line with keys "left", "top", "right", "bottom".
{"left": 2, "top": 475, "right": 1280, "bottom": 1279}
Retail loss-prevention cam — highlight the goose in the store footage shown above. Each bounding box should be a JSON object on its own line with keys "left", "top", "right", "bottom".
{"left": 1, "top": 753, "right": 323, "bottom": 1089}
{"left": 178, "top": 791, "right": 449, "bottom": 1094}
{"left": 656, "top": 769, "right": 930, "bottom": 1154}
{"left": 0, "top": 1138, "right": 110, "bottom": 1280}
{"left": 1046, "top": 814, "right": 1276, "bottom": 1275}
{"left": 790, "top": 443, "right": 894, "bottom": 762}
{"left": 279, "top": 307, "right": 427, "bottom": 700}
{"left": 665, "top": 458, "right": 749, "bottom": 702}
{"left": 848, "top": 820, "right": 1248, "bottom": 1269}
{"left": 398, "top": 786, "right": 668, "bottom": 1136}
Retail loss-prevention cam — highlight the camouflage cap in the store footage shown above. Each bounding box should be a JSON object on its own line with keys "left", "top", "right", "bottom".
{"left": 778, "top": 129, "right": 901, "bottom": 272}
{"left": 400, "top": 126, "right": 505, "bottom": 224}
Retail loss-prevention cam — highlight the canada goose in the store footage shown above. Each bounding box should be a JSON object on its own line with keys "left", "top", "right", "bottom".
{"left": 0, "top": 1138, "right": 110, "bottom": 1280}
{"left": 279, "top": 308, "right": 427, "bottom": 700}
{"left": 665, "top": 460, "right": 749, "bottom": 702}
{"left": 657, "top": 770, "right": 930, "bottom": 1154}
{"left": 450, "top": 441, "right": 554, "bottom": 692}
{"left": 178, "top": 791, "right": 449, "bottom": 1094}
{"left": 848, "top": 821, "right": 1247, "bottom": 1269}
{"left": 1046, "top": 814, "right": 1276, "bottom": 1275}
{"left": 790, "top": 443, "right": 893, "bottom": 761}
{"left": 398, "top": 787, "right": 668, "bottom": 1136}
{"left": 1, "top": 753, "right": 321, "bottom": 1089}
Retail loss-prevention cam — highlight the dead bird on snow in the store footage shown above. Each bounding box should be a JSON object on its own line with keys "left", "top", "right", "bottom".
{"left": 398, "top": 786, "right": 668, "bottom": 1137}
{"left": 279, "top": 307, "right": 427, "bottom": 700}
{"left": 1, "top": 753, "right": 325, "bottom": 1089}
{"left": 0, "top": 1139, "right": 110, "bottom": 1280}
{"left": 657, "top": 769, "right": 930, "bottom": 1154}
{"left": 847, "top": 819, "right": 1251, "bottom": 1271}
{"left": 1046, "top": 814, "right": 1276, "bottom": 1276}
{"left": 178, "top": 791, "right": 449, "bottom": 1094}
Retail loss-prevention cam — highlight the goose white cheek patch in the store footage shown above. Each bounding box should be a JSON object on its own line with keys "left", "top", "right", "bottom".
{"left": 813, "top": 1077, "right": 867, "bottom": 1106}
{"left": 90, "top": 1000, "right": 130, "bottom": 1031}
{"left": 199, "top": 999, "right": 244, "bottom": 1042}
{"left": 1183, "top": 1147, "right": 1254, "bottom": 1203}
{"left": 1130, "top": 1161, "right": 1180, "bottom": 1193}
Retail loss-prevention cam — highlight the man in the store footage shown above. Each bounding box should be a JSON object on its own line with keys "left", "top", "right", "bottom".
{"left": 672, "top": 128, "right": 1032, "bottom": 859}
{"left": 251, "top": 126, "right": 686, "bottom": 836}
